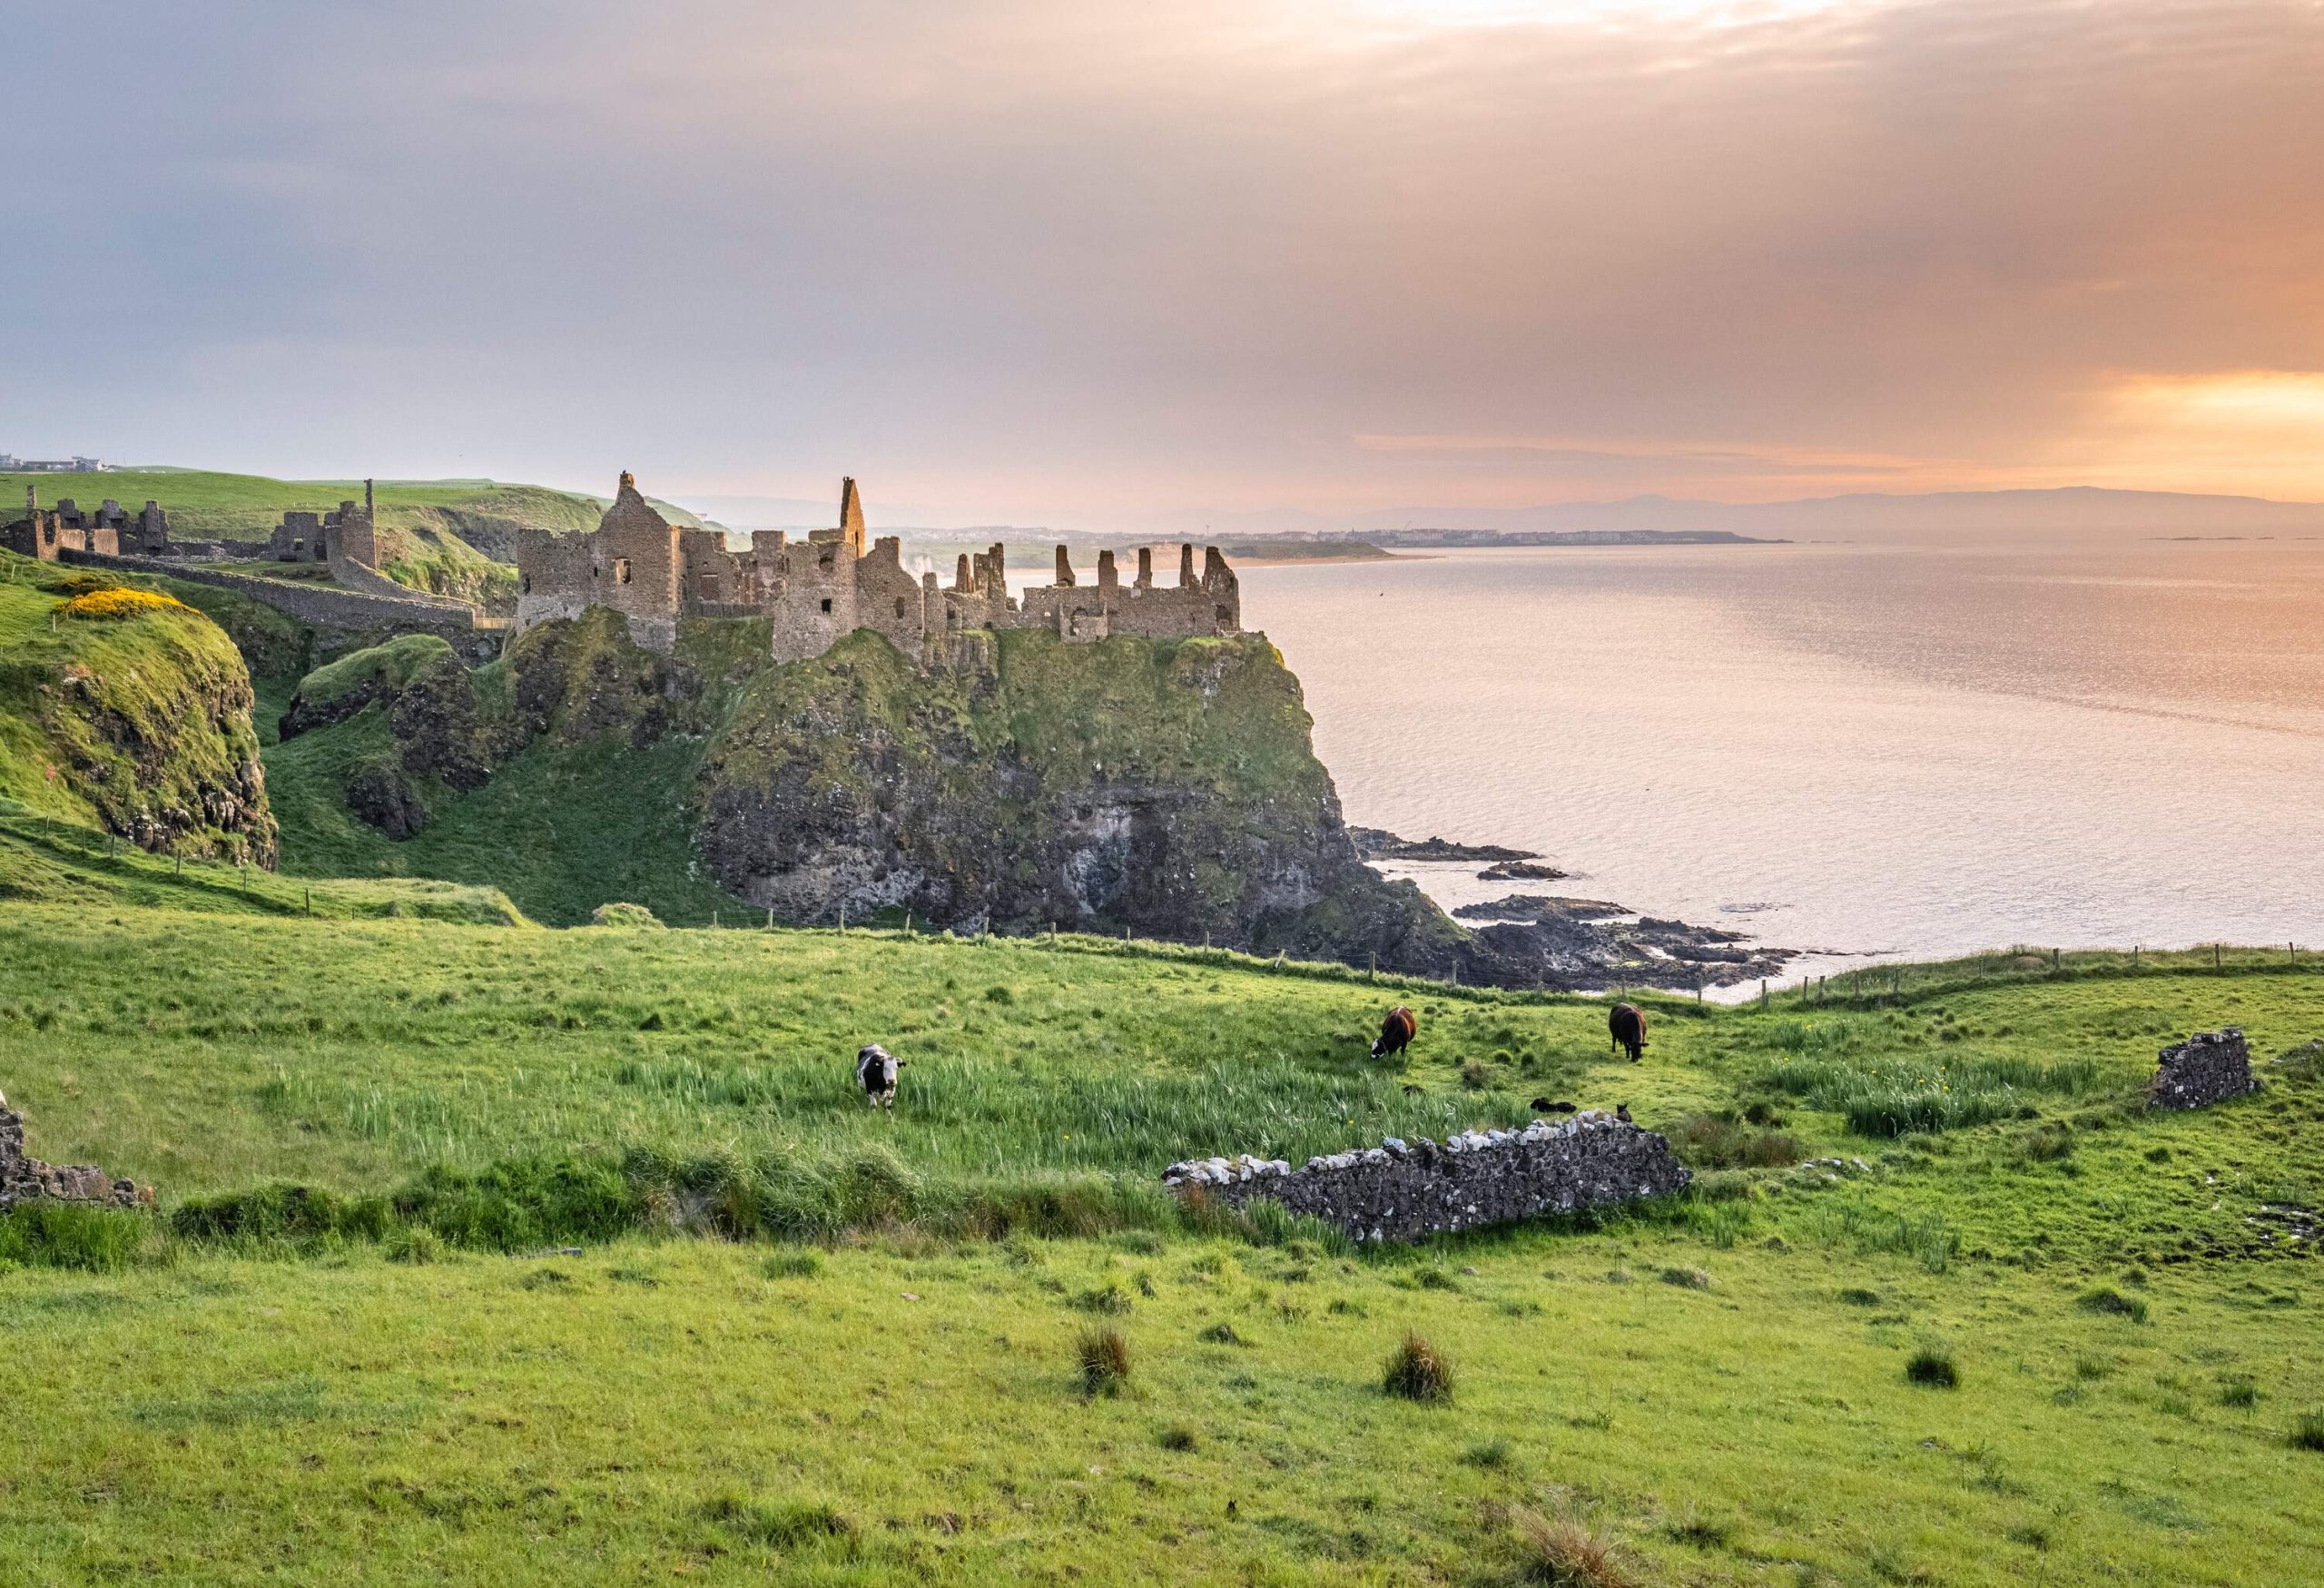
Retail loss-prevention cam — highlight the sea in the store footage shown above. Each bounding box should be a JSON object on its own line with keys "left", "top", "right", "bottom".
{"left": 1235, "top": 536, "right": 2324, "bottom": 985}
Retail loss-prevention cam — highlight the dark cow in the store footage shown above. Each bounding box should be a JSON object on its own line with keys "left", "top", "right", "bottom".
{"left": 1370, "top": 1005, "right": 1417, "bottom": 1061}
{"left": 856, "top": 1042, "right": 906, "bottom": 1110}
{"left": 1531, "top": 1097, "right": 1577, "bottom": 1114}
{"left": 1609, "top": 1002, "right": 1648, "bottom": 1062}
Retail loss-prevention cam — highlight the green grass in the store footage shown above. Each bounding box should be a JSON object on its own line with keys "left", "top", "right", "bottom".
{"left": 5, "top": 904, "right": 2324, "bottom": 1581}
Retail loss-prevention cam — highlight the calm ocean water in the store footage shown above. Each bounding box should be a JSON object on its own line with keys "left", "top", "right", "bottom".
{"left": 1237, "top": 539, "right": 2324, "bottom": 981}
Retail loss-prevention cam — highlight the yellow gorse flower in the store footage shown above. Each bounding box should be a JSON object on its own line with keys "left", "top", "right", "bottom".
{"left": 54, "top": 587, "right": 194, "bottom": 621}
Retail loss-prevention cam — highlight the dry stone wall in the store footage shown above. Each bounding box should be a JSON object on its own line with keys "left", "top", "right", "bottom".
{"left": 58, "top": 549, "right": 499, "bottom": 662}
{"left": 0, "top": 1098, "right": 151, "bottom": 1213}
{"left": 2148, "top": 1028, "right": 2259, "bottom": 1110}
{"left": 1165, "top": 1112, "right": 1689, "bottom": 1242}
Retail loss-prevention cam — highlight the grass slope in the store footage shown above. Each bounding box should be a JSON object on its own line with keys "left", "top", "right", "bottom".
{"left": 0, "top": 556, "right": 275, "bottom": 858}
{"left": 3, "top": 909, "right": 2321, "bottom": 1583}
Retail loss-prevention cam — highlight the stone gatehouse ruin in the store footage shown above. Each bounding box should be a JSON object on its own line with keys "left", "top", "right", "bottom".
{"left": 1166, "top": 1112, "right": 1690, "bottom": 1242}
{"left": 514, "top": 473, "right": 1242, "bottom": 660}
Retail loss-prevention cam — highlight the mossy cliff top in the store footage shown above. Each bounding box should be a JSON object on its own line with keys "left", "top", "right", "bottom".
{"left": 0, "top": 554, "right": 275, "bottom": 862}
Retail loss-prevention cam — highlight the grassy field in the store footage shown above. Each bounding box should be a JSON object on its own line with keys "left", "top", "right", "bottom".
{"left": 3, "top": 899, "right": 2320, "bottom": 1583}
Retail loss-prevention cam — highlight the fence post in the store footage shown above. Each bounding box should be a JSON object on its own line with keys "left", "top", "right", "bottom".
{"left": 839, "top": 903, "right": 846, "bottom": 933}
{"left": 712, "top": 910, "right": 719, "bottom": 931}
{"left": 1759, "top": 978, "right": 1768, "bottom": 1008}
{"left": 2213, "top": 942, "right": 2221, "bottom": 969}
{"left": 765, "top": 908, "right": 774, "bottom": 930}
{"left": 303, "top": 886, "right": 311, "bottom": 917}
{"left": 1368, "top": 952, "right": 1376, "bottom": 982}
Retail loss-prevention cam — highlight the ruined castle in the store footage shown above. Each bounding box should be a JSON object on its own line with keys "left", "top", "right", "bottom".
{"left": 1, "top": 487, "right": 170, "bottom": 560}
{"left": 513, "top": 474, "right": 1241, "bottom": 660}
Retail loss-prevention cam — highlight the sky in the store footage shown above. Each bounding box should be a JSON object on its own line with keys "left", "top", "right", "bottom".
{"left": 8, "top": 0, "right": 2324, "bottom": 529}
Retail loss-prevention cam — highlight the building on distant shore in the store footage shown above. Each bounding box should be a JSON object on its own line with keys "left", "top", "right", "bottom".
{"left": 0, "top": 455, "right": 108, "bottom": 472}
{"left": 514, "top": 473, "right": 1241, "bottom": 660}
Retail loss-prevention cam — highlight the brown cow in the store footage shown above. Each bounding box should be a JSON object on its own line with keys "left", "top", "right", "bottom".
{"left": 1609, "top": 1002, "right": 1647, "bottom": 1062}
{"left": 1370, "top": 1005, "right": 1417, "bottom": 1061}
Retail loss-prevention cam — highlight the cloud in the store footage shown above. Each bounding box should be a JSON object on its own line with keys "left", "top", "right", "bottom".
{"left": 5, "top": 0, "right": 2324, "bottom": 522}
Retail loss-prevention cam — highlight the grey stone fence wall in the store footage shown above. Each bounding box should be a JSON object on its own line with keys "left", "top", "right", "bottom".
{"left": 1165, "top": 1111, "right": 1690, "bottom": 1243}
{"left": 2148, "top": 1028, "right": 2259, "bottom": 1110}
{"left": 1, "top": 1098, "right": 152, "bottom": 1213}
{"left": 58, "top": 549, "right": 501, "bottom": 662}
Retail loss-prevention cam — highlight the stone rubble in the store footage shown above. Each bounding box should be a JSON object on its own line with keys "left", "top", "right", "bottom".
{"left": 1163, "top": 1110, "right": 1689, "bottom": 1242}
{"left": 0, "top": 1093, "right": 153, "bottom": 1214}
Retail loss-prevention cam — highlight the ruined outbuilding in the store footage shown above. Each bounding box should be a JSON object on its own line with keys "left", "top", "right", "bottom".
{"left": 1, "top": 486, "right": 169, "bottom": 560}
{"left": 0, "top": 1093, "right": 153, "bottom": 1213}
{"left": 514, "top": 473, "right": 1242, "bottom": 660}
{"left": 2147, "top": 1028, "right": 2260, "bottom": 1110}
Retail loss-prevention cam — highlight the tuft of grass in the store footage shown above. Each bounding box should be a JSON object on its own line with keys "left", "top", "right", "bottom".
{"left": 1072, "top": 1281, "right": 1133, "bottom": 1315}
{"left": 2290, "top": 1413, "right": 2324, "bottom": 1453}
{"left": 2077, "top": 1287, "right": 2150, "bottom": 1324}
{"left": 1461, "top": 1438, "right": 1512, "bottom": 1468}
{"left": 1670, "top": 1112, "right": 1801, "bottom": 1169}
{"left": 1076, "top": 1326, "right": 1131, "bottom": 1396}
{"left": 1157, "top": 1425, "right": 1198, "bottom": 1452}
{"left": 701, "top": 1494, "right": 854, "bottom": 1548}
{"left": 0, "top": 1202, "right": 154, "bottom": 1271}
{"left": 1196, "top": 1321, "right": 1246, "bottom": 1346}
{"left": 1905, "top": 1346, "right": 1959, "bottom": 1388}
{"left": 1502, "top": 1502, "right": 1639, "bottom": 1588}
{"left": 1461, "top": 1060, "right": 1492, "bottom": 1090}
{"left": 763, "top": 1249, "right": 822, "bottom": 1279}
{"left": 1838, "top": 1287, "right": 1881, "bottom": 1307}
{"left": 2219, "top": 1376, "right": 2259, "bottom": 1410}
{"left": 1659, "top": 1266, "right": 1711, "bottom": 1290}
{"left": 1382, "top": 1330, "right": 1453, "bottom": 1405}
{"left": 383, "top": 1226, "right": 443, "bottom": 1265}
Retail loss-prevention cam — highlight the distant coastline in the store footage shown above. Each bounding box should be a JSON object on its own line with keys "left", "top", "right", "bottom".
{"left": 1364, "top": 528, "right": 1782, "bottom": 548}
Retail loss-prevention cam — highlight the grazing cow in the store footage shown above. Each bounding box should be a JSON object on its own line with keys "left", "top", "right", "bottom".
{"left": 1370, "top": 1005, "right": 1418, "bottom": 1061}
{"left": 1609, "top": 1002, "right": 1648, "bottom": 1063}
{"left": 856, "top": 1043, "right": 905, "bottom": 1110}
{"left": 1531, "top": 1097, "right": 1577, "bottom": 1114}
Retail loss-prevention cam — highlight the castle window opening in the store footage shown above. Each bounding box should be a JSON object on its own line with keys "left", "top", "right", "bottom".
{"left": 615, "top": 557, "right": 633, "bottom": 586}
{"left": 821, "top": 597, "right": 833, "bottom": 614}
{"left": 894, "top": 597, "right": 907, "bottom": 619}
{"left": 1216, "top": 604, "right": 1231, "bottom": 622}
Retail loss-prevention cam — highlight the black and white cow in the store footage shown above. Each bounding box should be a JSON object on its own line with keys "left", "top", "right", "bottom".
{"left": 856, "top": 1043, "right": 905, "bottom": 1110}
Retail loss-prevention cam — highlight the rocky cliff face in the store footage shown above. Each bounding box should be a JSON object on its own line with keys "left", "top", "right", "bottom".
{"left": 261, "top": 611, "right": 1764, "bottom": 985}
{"left": 694, "top": 628, "right": 1463, "bottom": 966}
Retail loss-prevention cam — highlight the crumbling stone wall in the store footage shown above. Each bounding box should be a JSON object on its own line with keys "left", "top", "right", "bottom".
{"left": 60, "top": 549, "right": 495, "bottom": 660}
{"left": 516, "top": 472, "right": 1242, "bottom": 663}
{"left": 0, "top": 1097, "right": 151, "bottom": 1213}
{"left": 2148, "top": 1028, "right": 2259, "bottom": 1109}
{"left": 1166, "top": 1112, "right": 1689, "bottom": 1242}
